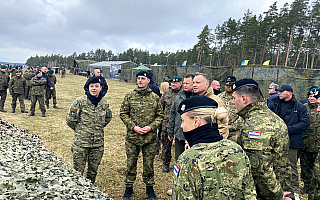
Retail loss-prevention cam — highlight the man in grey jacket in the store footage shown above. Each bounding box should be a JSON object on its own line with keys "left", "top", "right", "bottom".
{"left": 167, "top": 73, "right": 194, "bottom": 161}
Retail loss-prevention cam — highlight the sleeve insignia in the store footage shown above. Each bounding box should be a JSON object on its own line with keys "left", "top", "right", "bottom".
{"left": 248, "top": 131, "right": 260, "bottom": 139}
{"left": 70, "top": 109, "right": 76, "bottom": 117}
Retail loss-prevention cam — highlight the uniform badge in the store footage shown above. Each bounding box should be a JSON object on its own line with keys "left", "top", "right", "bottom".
{"left": 248, "top": 131, "right": 260, "bottom": 139}
{"left": 121, "top": 101, "right": 125, "bottom": 107}
{"left": 70, "top": 109, "right": 76, "bottom": 117}
{"left": 181, "top": 104, "right": 186, "bottom": 112}
{"left": 174, "top": 163, "right": 179, "bottom": 176}
{"left": 233, "top": 84, "right": 236, "bottom": 90}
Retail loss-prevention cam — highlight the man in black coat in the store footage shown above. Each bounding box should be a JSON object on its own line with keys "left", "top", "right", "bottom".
{"left": 84, "top": 68, "right": 108, "bottom": 97}
{"left": 269, "top": 84, "right": 310, "bottom": 199}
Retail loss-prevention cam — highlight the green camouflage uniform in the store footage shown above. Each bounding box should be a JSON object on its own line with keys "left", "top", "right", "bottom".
{"left": 45, "top": 74, "right": 57, "bottom": 107}
{"left": 9, "top": 75, "right": 27, "bottom": 111}
{"left": 0, "top": 70, "right": 10, "bottom": 110}
{"left": 218, "top": 91, "right": 243, "bottom": 142}
{"left": 23, "top": 70, "right": 35, "bottom": 99}
{"left": 173, "top": 139, "right": 257, "bottom": 200}
{"left": 61, "top": 68, "right": 66, "bottom": 78}
{"left": 301, "top": 102, "right": 320, "bottom": 187}
{"left": 160, "top": 88, "right": 180, "bottom": 165}
{"left": 120, "top": 87, "right": 164, "bottom": 187}
{"left": 309, "top": 151, "right": 320, "bottom": 199}
{"left": 66, "top": 95, "right": 112, "bottom": 183}
{"left": 237, "top": 101, "right": 291, "bottom": 200}
{"left": 30, "top": 76, "right": 47, "bottom": 114}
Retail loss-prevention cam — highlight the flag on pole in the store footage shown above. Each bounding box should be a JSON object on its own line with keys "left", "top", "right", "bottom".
{"left": 263, "top": 60, "right": 270, "bottom": 65}
{"left": 182, "top": 61, "right": 187, "bottom": 66}
{"left": 241, "top": 60, "right": 249, "bottom": 66}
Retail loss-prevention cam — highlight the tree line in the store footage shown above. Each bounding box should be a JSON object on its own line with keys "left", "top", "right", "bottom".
{"left": 26, "top": 0, "right": 320, "bottom": 69}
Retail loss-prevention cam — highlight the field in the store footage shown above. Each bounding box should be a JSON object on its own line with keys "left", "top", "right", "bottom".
{"left": 1, "top": 72, "right": 309, "bottom": 200}
{"left": 1, "top": 73, "right": 174, "bottom": 200}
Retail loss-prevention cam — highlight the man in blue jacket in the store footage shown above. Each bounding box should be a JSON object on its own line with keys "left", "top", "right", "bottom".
{"left": 269, "top": 84, "right": 310, "bottom": 199}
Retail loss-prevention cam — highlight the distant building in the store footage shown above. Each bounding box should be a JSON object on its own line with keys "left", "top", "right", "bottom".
{"left": 87, "top": 61, "right": 136, "bottom": 80}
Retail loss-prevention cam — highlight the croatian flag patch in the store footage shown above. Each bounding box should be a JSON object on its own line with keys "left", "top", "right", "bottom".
{"left": 174, "top": 163, "right": 179, "bottom": 176}
{"left": 248, "top": 131, "right": 260, "bottom": 139}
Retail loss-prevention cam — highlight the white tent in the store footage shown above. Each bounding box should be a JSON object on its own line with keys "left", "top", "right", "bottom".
{"left": 87, "top": 61, "right": 135, "bottom": 79}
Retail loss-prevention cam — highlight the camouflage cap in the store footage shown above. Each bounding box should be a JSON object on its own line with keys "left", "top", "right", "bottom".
{"left": 170, "top": 76, "right": 182, "bottom": 82}
{"left": 178, "top": 96, "right": 218, "bottom": 115}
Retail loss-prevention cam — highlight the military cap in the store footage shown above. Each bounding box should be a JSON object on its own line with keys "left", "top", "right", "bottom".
{"left": 16, "top": 70, "right": 22, "bottom": 73}
{"left": 232, "top": 78, "right": 259, "bottom": 92}
{"left": 48, "top": 69, "right": 54, "bottom": 74}
{"left": 35, "top": 70, "right": 42, "bottom": 75}
{"left": 0, "top": 65, "right": 7, "bottom": 69}
{"left": 224, "top": 76, "right": 236, "bottom": 86}
{"left": 308, "top": 87, "right": 320, "bottom": 98}
{"left": 136, "top": 71, "right": 150, "bottom": 79}
{"left": 178, "top": 96, "right": 218, "bottom": 115}
{"left": 170, "top": 76, "right": 182, "bottom": 82}
{"left": 276, "top": 84, "right": 293, "bottom": 92}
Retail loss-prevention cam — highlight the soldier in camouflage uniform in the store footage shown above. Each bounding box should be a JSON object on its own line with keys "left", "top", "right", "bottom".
{"left": 0, "top": 65, "right": 10, "bottom": 112}
{"left": 8, "top": 70, "right": 28, "bottom": 113}
{"left": 66, "top": 76, "right": 112, "bottom": 183}
{"left": 218, "top": 76, "right": 243, "bottom": 142}
{"left": 61, "top": 67, "right": 66, "bottom": 78}
{"left": 300, "top": 88, "right": 320, "bottom": 194}
{"left": 232, "top": 78, "right": 293, "bottom": 200}
{"left": 23, "top": 67, "right": 34, "bottom": 100}
{"left": 173, "top": 96, "right": 257, "bottom": 200}
{"left": 120, "top": 71, "right": 164, "bottom": 200}
{"left": 160, "top": 76, "right": 182, "bottom": 173}
{"left": 29, "top": 70, "right": 47, "bottom": 117}
{"left": 45, "top": 69, "right": 58, "bottom": 109}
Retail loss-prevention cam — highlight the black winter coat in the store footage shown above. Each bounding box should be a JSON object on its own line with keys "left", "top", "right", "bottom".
{"left": 269, "top": 95, "right": 310, "bottom": 148}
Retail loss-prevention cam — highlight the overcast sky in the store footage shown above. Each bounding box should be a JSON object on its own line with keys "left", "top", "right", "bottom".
{"left": 0, "top": 0, "right": 294, "bottom": 63}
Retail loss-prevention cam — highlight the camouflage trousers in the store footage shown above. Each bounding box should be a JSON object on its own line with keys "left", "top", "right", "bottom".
{"left": 45, "top": 88, "right": 57, "bottom": 107}
{"left": 11, "top": 94, "right": 25, "bottom": 111}
{"left": 30, "top": 95, "right": 46, "bottom": 114}
{"left": 0, "top": 90, "right": 7, "bottom": 110}
{"left": 309, "top": 152, "right": 320, "bottom": 199}
{"left": 125, "top": 140, "right": 157, "bottom": 187}
{"left": 25, "top": 85, "right": 31, "bottom": 99}
{"left": 161, "top": 130, "right": 172, "bottom": 165}
{"left": 300, "top": 150, "right": 318, "bottom": 186}
{"left": 71, "top": 144, "right": 104, "bottom": 183}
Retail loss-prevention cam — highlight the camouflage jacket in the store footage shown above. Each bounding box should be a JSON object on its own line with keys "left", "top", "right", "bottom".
{"left": 66, "top": 95, "right": 112, "bottom": 148}
{"left": 23, "top": 71, "right": 35, "bottom": 86}
{"left": 237, "top": 101, "right": 290, "bottom": 200}
{"left": 218, "top": 91, "right": 243, "bottom": 132}
{"left": 173, "top": 139, "right": 257, "bottom": 200}
{"left": 120, "top": 87, "right": 164, "bottom": 145}
{"left": 9, "top": 76, "right": 27, "bottom": 95}
{"left": 30, "top": 77, "right": 47, "bottom": 96}
{"left": 302, "top": 102, "right": 320, "bottom": 152}
{"left": 48, "top": 75, "right": 57, "bottom": 89}
{"left": 161, "top": 88, "right": 180, "bottom": 132}
{"left": 0, "top": 70, "right": 10, "bottom": 91}
{"left": 204, "top": 87, "right": 229, "bottom": 139}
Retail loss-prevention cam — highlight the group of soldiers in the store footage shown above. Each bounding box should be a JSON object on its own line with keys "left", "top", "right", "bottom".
{"left": 0, "top": 65, "right": 61, "bottom": 117}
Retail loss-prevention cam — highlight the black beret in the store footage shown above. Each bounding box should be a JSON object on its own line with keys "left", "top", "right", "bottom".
{"left": 86, "top": 76, "right": 102, "bottom": 85}
{"left": 232, "top": 78, "right": 259, "bottom": 92}
{"left": 308, "top": 87, "right": 320, "bottom": 98}
{"left": 178, "top": 96, "right": 218, "bottom": 115}
{"left": 224, "top": 76, "right": 236, "bottom": 86}
{"left": 136, "top": 71, "right": 150, "bottom": 79}
{"left": 35, "top": 70, "right": 42, "bottom": 75}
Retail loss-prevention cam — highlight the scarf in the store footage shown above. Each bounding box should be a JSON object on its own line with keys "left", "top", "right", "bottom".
{"left": 183, "top": 123, "right": 222, "bottom": 147}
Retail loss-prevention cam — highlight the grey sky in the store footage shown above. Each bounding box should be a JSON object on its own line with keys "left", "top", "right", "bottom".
{"left": 0, "top": 0, "right": 293, "bottom": 63}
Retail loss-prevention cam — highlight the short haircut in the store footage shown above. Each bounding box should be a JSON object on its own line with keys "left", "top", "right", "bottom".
{"left": 184, "top": 73, "right": 195, "bottom": 79}
{"left": 211, "top": 80, "right": 219, "bottom": 85}
{"left": 194, "top": 72, "right": 209, "bottom": 82}
{"left": 269, "top": 82, "right": 279, "bottom": 89}
{"left": 234, "top": 85, "right": 261, "bottom": 102}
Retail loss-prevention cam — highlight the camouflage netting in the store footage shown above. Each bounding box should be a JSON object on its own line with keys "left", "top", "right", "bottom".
{"left": 120, "top": 64, "right": 320, "bottom": 101}
{"left": 0, "top": 119, "right": 112, "bottom": 200}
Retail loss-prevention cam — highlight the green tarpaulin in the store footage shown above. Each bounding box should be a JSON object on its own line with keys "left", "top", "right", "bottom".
{"left": 132, "top": 65, "right": 152, "bottom": 71}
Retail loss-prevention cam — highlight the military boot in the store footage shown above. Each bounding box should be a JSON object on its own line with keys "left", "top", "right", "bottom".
{"left": 11, "top": 109, "right": 15, "bottom": 113}
{"left": 21, "top": 110, "right": 28, "bottom": 113}
{"left": 163, "top": 164, "right": 169, "bottom": 173}
{"left": 42, "top": 112, "right": 46, "bottom": 117}
{"left": 146, "top": 186, "right": 156, "bottom": 199}
{"left": 0, "top": 109, "right": 7, "bottom": 112}
{"left": 53, "top": 105, "right": 59, "bottom": 109}
{"left": 29, "top": 112, "right": 35, "bottom": 116}
{"left": 300, "top": 184, "right": 309, "bottom": 194}
{"left": 122, "top": 187, "right": 133, "bottom": 200}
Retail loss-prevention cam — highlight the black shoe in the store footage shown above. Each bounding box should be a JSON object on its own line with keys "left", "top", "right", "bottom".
{"left": 53, "top": 105, "right": 59, "bottom": 109}
{"left": 29, "top": 113, "right": 35, "bottom": 116}
{"left": 300, "top": 184, "right": 309, "bottom": 194}
{"left": 146, "top": 186, "right": 156, "bottom": 199}
{"left": 11, "top": 110, "right": 15, "bottom": 113}
{"left": 21, "top": 110, "right": 28, "bottom": 113}
{"left": 46, "top": 106, "right": 49, "bottom": 109}
{"left": 122, "top": 187, "right": 133, "bottom": 200}
{"left": 42, "top": 113, "right": 46, "bottom": 117}
{"left": 0, "top": 110, "right": 7, "bottom": 113}
{"left": 163, "top": 164, "right": 169, "bottom": 173}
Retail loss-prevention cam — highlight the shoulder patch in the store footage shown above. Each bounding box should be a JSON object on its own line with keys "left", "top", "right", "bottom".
{"left": 70, "top": 109, "right": 76, "bottom": 117}
{"left": 121, "top": 101, "right": 125, "bottom": 107}
{"left": 174, "top": 163, "right": 179, "bottom": 176}
{"left": 248, "top": 131, "right": 260, "bottom": 139}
